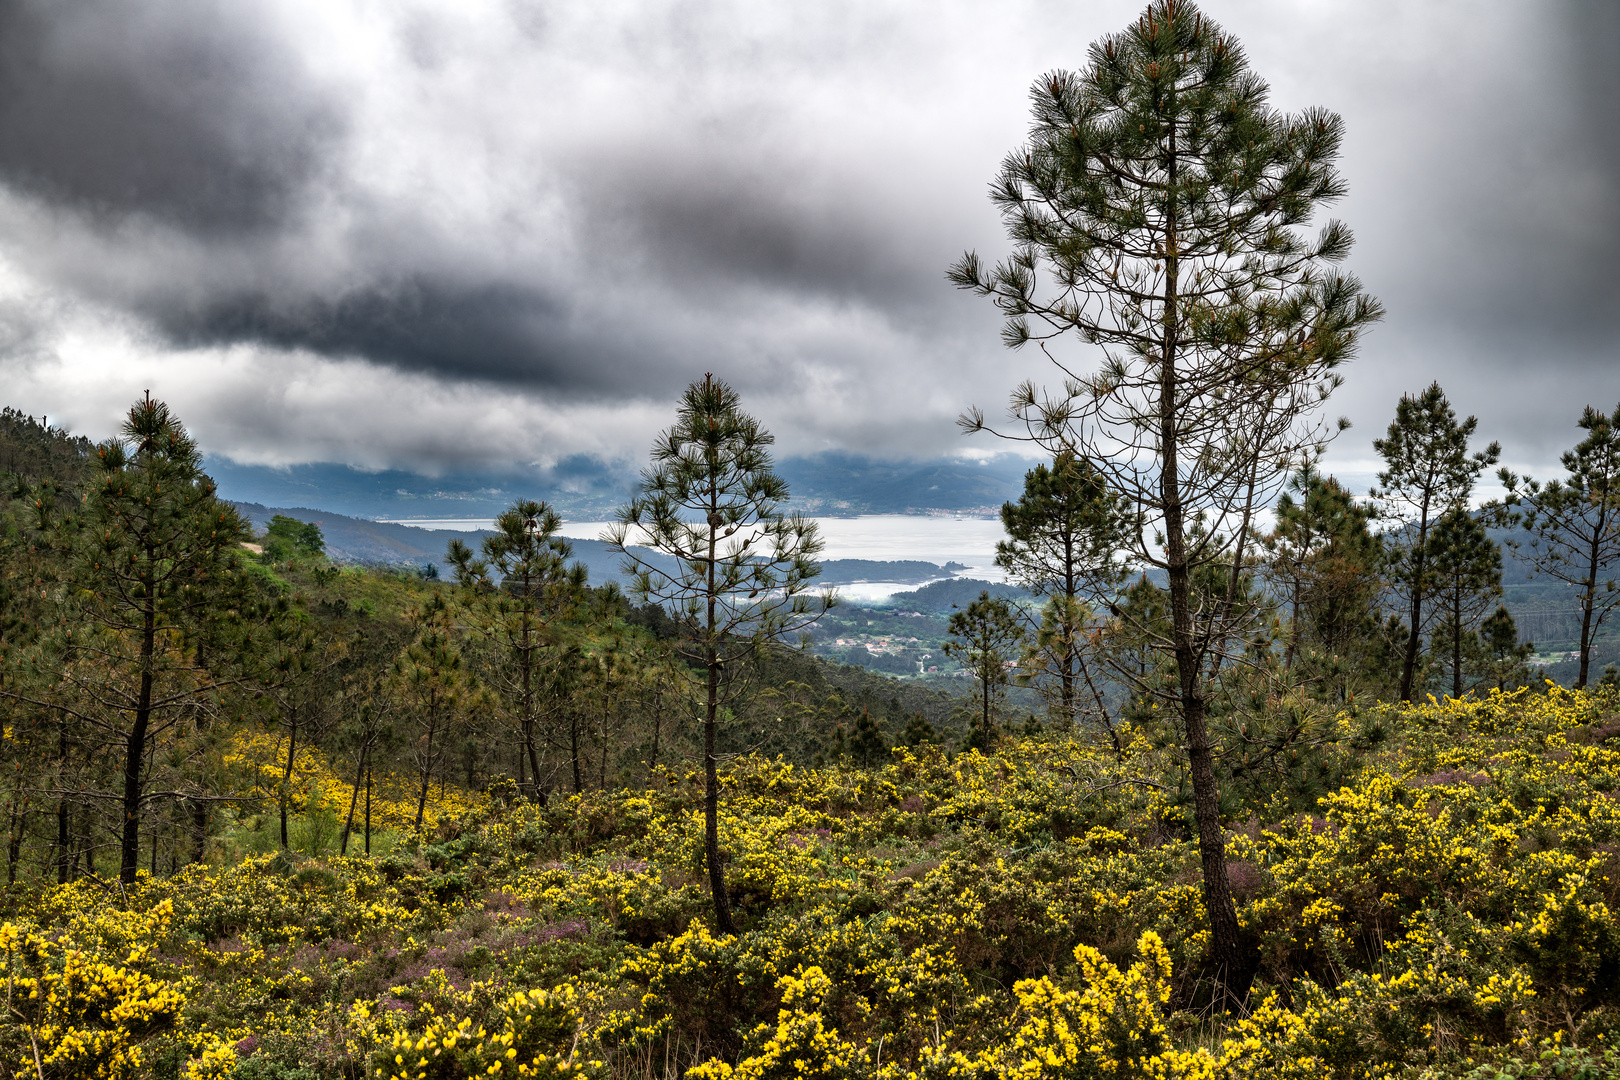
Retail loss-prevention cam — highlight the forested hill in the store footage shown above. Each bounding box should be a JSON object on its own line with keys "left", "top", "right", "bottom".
{"left": 206, "top": 451, "right": 1030, "bottom": 521}
{"left": 232, "top": 502, "right": 964, "bottom": 587}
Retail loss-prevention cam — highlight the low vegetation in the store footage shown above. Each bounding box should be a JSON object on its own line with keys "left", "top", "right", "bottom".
{"left": 3, "top": 689, "right": 1619, "bottom": 1079}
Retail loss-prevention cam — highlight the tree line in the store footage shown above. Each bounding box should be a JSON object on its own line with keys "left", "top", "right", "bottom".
{"left": 0, "top": 392, "right": 957, "bottom": 897}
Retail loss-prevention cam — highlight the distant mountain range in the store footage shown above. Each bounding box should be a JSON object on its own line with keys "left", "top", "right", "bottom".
{"left": 232, "top": 502, "right": 967, "bottom": 589}
{"left": 209, "top": 450, "right": 1033, "bottom": 521}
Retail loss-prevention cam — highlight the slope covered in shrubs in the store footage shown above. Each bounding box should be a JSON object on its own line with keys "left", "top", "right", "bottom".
{"left": 3, "top": 687, "right": 1619, "bottom": 1079}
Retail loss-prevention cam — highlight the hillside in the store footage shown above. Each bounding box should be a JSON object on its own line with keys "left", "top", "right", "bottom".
{"left": 209, "top": 451, "right": 1032, "bottom": 522}
{"left": 4, "top": 689, "right": 1617, "bottom": 1078}
{"left": 233, "top": 502, "right": 966, "bottom": 591}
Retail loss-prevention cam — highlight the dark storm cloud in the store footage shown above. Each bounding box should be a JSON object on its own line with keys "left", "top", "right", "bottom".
{"left": 1423, "top": 0, "right": 1620, "bottom": 351}
{"left": 0, "top": 0, "right": 342, "bottom": 235}
{"left": 0, "top": 0, "right": 1613, "bottom": 475}
{"left": 1546, "top": 1, "right": 1620, "bottom": 341}
{"left": 576, "top": 152, "right": 940, "bottom": 313}
{"left": 154, "top": 278, "right": 600, "bottom": 388}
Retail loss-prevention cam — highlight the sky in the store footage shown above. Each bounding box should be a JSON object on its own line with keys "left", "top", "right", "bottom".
{"left": 0, "top": 0, "right": 1615, "bottom": 491}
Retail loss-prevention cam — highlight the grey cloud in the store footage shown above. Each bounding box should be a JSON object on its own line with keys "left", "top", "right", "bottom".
{"left": 0, "top": 0, "right": 343, "bottom": 236}
{"left": 575, "top": 151, "right": 944, "bottom": 314}
{"left": 0, "top": 0, "right": 1613, "bottom": 475}
{"left": 153, "top": 277, "right": 598, "bottom": 388}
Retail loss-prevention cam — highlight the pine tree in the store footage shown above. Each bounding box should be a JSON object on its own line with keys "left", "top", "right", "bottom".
{"left": 995, "top": 453, "right": 1124, "bottom": 735}
{"left": 390, "top": 592, "right": 480, "bottom": 833}
{"left": 69, "top": 395, "right": 249, "bottom": 883}
{"left": 1478, "top": 605, "right": 1534, "bottom": 692}
{"left": 1497, "top": 404, "right": 1620, "bottom": 688}
{"left": 1424, "top": 507, "right": 1502, "bottom": 698}
{"left": 446, "top": 500, "right": 585, "bottom": 800}
{"left": 1263, "top": 469, "right": 1385, "bottom": 689}
{"left": 950, "top": 0, "right": 1380, "bottom": 995}
{"left": 943, "top": 592, "right": 1025, "bottom": 752}
{"left": 1371, "top": 382, "right": 1500, "bottom": 702}
{"left": 607, "top": 374, "right": 832, "bottom": 933}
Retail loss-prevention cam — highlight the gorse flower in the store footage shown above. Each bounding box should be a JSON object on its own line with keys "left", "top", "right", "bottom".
{"left": 0, "top": 687, "right": 1616, "bottom": 1078}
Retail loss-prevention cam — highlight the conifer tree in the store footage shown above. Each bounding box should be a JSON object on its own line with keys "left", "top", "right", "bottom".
{"left": 607, "top": 374, "right": 832, "bottom": 933}
{"left": 446, "top": 500, "right": 585, "bottom": 800}
{"left": 60, "top": 395, "right": 248, "bottom": 883}
{"left": 1262, "top": 469, "right": 1387, "bottom": 701}
{"left": 1478, "top": 605, "right": 1534, "bottom": 691}
{"left": 391, "top": 592, "right": 479, "bottom": 833}
{"left": 1424, "top": 507, "right": 1503, "bottom": 698}
{"left": 950, "top": 0, "right": 1380, "bottom": 994}
{"left": 944, "top": 592, "right": 1026, "bottom": 751}
{"left": 1498, "top": 403, "right": 1620, "bottom": 688}
{"left": 1371, "top": 383, "right": 1499, "bottom": 702}
{"left": 995, "top": 453, "right": 1124, "bottom": 734}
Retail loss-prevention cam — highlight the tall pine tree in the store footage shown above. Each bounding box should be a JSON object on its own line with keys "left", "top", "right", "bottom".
{"left": 607, "top": 374, "right": 832, "bottom": 933}
{"left": 1498, "top": 403, "right": 1620, "bottom": 688}
{"left": 950, "top": 0, "right": 1381, "bottom": 996}
{"left": 1371, "top": 383, "right": 1499, "bottom": 702}
{"left": 1424, "top": 507, "right": 1503, "bottom": 698}
{"left": 995, "top": 453, "right": 1124, "bottom": 734}
{"left": 70, "top": 395, "right": 248, "bottom": 883}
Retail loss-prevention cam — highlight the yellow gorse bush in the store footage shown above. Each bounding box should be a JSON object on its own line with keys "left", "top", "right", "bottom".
{"left": 0, "top": 687, "right": 1615, "bottom": 1078}
{"left": 0, "top": 901, "right": 184, "bottom": 1079}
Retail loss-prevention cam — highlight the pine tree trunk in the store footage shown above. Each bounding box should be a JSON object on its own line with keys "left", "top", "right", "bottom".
{"left": 1452, "top": 592, "right": 1463, "bottom": 698}
{"left": 1161, "top": 140, "right": 1244, "bottom": 1000}
{"left": 704, "top": 649, "right": 733, "bottom": 934}
{"left": 704, "top": 480, "right": 735, "bottom": 935}
{"left": 120, "top": 583, "right": 157, "bottom": 885}
{"left": 341, "top": 741, "right": 368, "bottom": 856}
{"left": 1399, "top": 507, "right": 1431, "bottom": 702}
{"left": 415, "top": 695, "right": 438, "bottom": 833}
{"left": 1060, "top": 533, "right": 1077, "bottom": 723}
{"left": 56, "top": 722, "right": 71, "bottom": 884}
{"left": 1578, "top": 537, "right": 1600, "bottom": 689}
{"left": 6, "top": 800, "right": 23, "bottom": 886}
{"left": 569, "top": 713, "right": 582, "bottom": 794}
{"left": 280, "top": 704, "right": 297, "bottom": 849}
{"left": 56, "top": 798, "right": 70, "bottom": 885}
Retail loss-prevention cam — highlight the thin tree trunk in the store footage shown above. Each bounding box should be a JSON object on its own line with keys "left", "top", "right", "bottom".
{"left": 56, "top": 799, "right": 70, "bottom": 885}
{"left": 341, "top": 741, "right": 368, "bottom": 856}
{"left": 1577, "top": 537, "right": 1600, "bottom": 689}
{"left": 415, "top": 698, "right": 438, "bottom": 832}
{"left": 704, "top": 650, "right": 733, "bottom": 933}
{"left": 570, "top": 712, "right": 582, "bottom": 794}
{"left": 56, "top": 722, "right": 71, "bottom": 884}
{"left": 704, "top": 467, "right": 735, "bottom": 935}
{"left": 6, "top": 800, "right": 23, "bottom": 886}
{"left": 190, "top": 797, "right": 208, "bottom": 865}
{"left": 1161, "top": 133, "right": 1244, "bottom": 1002}
{"left": 648, "top": 693, "right": 662, "bottom": 776}
{"left": 120, "top": 583, "right": 157, "bottom": 885}
{"left": 364, "top": 765, "right": 371, "bottom": 855}
{"left": 1060, "top": 532, "right": 1077, "bottom": 722}
{"left": 280, "top": 704, "right": 297, "bottom": 850}
{"left": 520, "top": 593, "right": 544, "bottom": 799}
{"left": 1399, "top": 505, "right": 1432, "bottom": 702}
{"left": 1452, "top": 591, "right": 1464, "bottom": 698}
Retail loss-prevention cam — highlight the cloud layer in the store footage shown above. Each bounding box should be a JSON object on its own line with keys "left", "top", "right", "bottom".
{"left": 0, "top": 0, "right": 1613, "bottom": 481}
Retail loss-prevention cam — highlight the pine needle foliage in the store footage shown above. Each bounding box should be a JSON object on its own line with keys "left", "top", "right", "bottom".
{"left": 1498, "top": 403, "right": 1620, "bottom": 689}
{"left": 75, "top": 394, "right": 251, "bottom": 883}
{"left": 607, "top": 374, "right": 832, "bottom": 933}
{"left": 1371, "top": 382, "right": 1500, "bottom": 703}
{"left": 950, "top": 0, "right": 1381, "bottom": 997}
